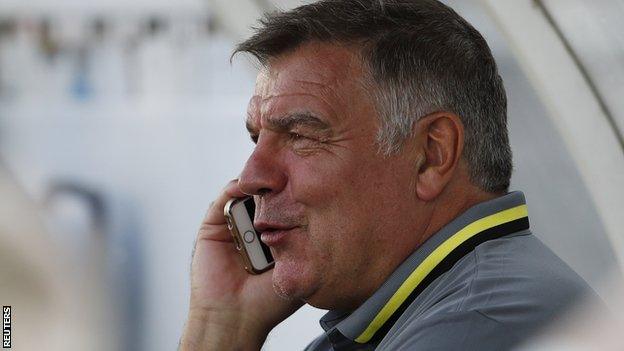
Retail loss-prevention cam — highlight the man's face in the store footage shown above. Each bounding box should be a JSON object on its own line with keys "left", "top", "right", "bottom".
{"left": 240, "top": 42, "right": 423, "bottom": 310}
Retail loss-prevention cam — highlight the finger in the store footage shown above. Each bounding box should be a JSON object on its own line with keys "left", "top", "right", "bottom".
{"left": 203, "top": 179, "right": 247, "bottom": 225}
{"left": 196, "top": 180, "right": 247, "bottom": 242}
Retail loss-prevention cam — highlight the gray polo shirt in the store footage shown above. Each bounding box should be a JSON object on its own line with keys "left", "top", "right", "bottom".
{"left": 304, "top": 192, "right": 593, "bottom": 351}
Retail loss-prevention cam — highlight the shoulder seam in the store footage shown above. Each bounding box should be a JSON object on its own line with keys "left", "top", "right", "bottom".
{"left": 455, "top": 250, "right": 478, "bottom": 312}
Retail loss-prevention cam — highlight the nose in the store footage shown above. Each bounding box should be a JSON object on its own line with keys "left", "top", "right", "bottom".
{"left": 238, "top": 139, "right": 287, "bottom": 196}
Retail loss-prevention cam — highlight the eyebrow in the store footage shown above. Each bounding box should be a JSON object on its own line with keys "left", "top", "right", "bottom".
{"left": 246, "top": 112, "right": 332, "bottom": 136}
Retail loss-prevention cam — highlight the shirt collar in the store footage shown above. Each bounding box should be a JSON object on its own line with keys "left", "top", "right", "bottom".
{"left": 319, "top": 191, "right": 530, "bottom": 345}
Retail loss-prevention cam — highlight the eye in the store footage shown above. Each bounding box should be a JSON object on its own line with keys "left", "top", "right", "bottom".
{"left": 289, "top": 132, "right": 304, "bottom": 140}
{"left": 250, "top": 134, "right": 259, "bottom": 144}
{"left": 288, "top": 132, "right": 317, "bottom": 144}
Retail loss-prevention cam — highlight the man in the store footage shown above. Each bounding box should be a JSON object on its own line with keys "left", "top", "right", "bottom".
{"left": 179, "top": 0, "right": 593, "bottom": 350}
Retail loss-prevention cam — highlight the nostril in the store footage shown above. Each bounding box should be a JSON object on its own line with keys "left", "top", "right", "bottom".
{"left": 238, "top": 151, "right": 287, "bottom": 195}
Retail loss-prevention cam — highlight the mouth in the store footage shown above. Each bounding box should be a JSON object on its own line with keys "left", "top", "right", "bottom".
{"left": 254, "top": 221, "right": 298, "bottom": 246}
{"left": 260, "top": 229, "right": 295, "bottom": 246}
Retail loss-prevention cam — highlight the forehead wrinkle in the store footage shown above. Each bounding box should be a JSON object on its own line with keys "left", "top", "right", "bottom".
{"left": 292, "top": 79, "right": 344, "bottom": 105}
{"left": 260, "top": 72, "right": 344, "bottom": 111}
{"left": 249, "top": 44, "right": 369, "bottom": 134}
{"left": 293, "top": 79, "right": 331, "bottom": 88}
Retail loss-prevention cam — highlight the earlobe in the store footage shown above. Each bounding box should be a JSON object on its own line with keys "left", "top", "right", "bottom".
{"left": 414, "top": 112, "right": 464, "bottom": 202}
{"left": 416, "top": 171, "right": 441, "bottom": 201}
{"left": 413, "top": 153, "right": 435, "bottom": 201}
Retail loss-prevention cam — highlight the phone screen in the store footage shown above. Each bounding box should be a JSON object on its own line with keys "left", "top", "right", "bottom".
{"left": 243, "top": 197, "right": 274, "bottom": 262}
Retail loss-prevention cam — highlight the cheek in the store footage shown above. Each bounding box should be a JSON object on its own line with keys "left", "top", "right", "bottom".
{"left": 285, "top": 152, "right": 370, "bottom": 206}
{"left": 283, "top": 149, "right": 399, "bottom": 255}
{"left": 291, "top": 160, "right": 371, "bottom": 245}
{"left": 285, "top": 151, "right": 393, "bottom": 236}
{"left": 287, "top": 159, "right": 341, "bottom": 204}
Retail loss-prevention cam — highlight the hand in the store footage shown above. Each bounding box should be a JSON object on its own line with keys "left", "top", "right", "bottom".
{"left": 179, "top": 180, "right": 303, "bottom": 351}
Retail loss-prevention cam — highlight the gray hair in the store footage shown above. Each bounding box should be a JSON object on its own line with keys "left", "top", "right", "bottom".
{"left": 234, "top": 0, "right": 512, "bottom": 193}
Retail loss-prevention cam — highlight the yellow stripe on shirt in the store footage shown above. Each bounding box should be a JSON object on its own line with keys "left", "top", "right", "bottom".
{"left": 355, "top": 204, "right": 529, "bottom": 343}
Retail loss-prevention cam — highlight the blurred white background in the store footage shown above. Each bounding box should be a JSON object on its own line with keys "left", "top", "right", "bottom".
{"left": 0, "top": 0, "right": 623, "bottom": 350}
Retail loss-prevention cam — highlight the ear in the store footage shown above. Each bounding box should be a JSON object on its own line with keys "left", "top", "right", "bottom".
{"left": 414, "top": 112, "right": 464, "bottom": 201}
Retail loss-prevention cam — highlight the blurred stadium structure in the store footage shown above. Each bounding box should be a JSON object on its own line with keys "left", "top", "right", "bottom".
{"left": 0, "top": 0, "right": 623, "bottom": 350}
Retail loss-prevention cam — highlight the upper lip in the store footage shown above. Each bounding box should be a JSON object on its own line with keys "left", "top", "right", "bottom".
{"left": 254, "top": 221, "right": 297, "bottom": 232}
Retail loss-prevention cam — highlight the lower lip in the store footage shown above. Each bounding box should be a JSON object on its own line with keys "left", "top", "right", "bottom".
{"left": 260, "top": 229, "right": 292, "bottom": 246}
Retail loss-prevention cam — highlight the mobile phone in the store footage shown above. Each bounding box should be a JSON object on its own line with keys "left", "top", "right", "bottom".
{"left": 224, "top": 196, "right": 274, "bottom": 274}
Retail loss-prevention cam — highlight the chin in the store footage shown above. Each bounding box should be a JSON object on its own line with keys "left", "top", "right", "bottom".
{"left": 271, "top": 259, "right": 342, "bottom": 309}
{"left": 271, "top": 259, "right": 318, "bottom": 301}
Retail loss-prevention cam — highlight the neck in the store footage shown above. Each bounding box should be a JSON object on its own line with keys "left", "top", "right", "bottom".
{"left": 417, "top": 184, "right": 502, "bottom": 249}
